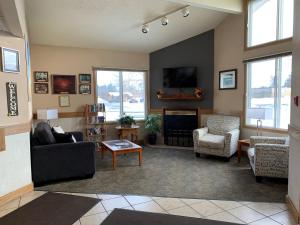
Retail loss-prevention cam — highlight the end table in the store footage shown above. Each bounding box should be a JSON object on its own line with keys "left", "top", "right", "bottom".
{"left": 237, "top": 139, "right": 250, "bottom": 163}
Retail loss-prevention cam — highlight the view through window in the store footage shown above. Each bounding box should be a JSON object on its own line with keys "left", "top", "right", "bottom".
{"left": 96, "top": 69, "right": 146, "bottom": 121}
{"left": 247, "top": 0, "right": 294, "bottom": 47}
{"left": 245, "top": 55, "right": 292, "bottom": 129}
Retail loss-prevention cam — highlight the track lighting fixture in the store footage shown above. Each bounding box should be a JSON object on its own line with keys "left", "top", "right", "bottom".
{"left": 141, "top": 5, "right": 189, "bottom": 34}
{"left": 182, "top": 7, "right": 190, "bottom": 17}
{"left": 142, "top": 24, "right": 149, "bottom": 34}
{"left": 161, "top": 16, "right": 168, "bottom": 26}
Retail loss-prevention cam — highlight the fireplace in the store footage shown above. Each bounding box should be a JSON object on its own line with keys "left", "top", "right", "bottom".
{"left": 163, "top": 109, "right": 198, "bottom": 147}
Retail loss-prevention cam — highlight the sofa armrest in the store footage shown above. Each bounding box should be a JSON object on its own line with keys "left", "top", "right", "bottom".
{"left": 69, "top": 131, "right": 84, "bottom": 142}
{"left": 250, "top": 136, "right": 287, "bottom": 147}
{"left": 224, "top": 129, "right": 240, "bottom": 156}
{"left": 254, "top": 144, "right": 289, "bottom": 178}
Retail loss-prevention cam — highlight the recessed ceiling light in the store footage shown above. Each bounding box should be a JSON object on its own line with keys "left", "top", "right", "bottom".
{"left": 161, "top": 17, "right": 168, "bottom": 26}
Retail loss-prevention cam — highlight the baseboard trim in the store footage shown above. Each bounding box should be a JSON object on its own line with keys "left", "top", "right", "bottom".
{"left": 0, "top": 183, "right": 34, "bottom": 207}
{"left": 286, "top": 195, "right": 300, "bottom": 224}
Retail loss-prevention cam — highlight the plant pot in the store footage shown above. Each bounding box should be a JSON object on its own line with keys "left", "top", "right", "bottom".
{"left": 121, "top": 124, "right": 132, "bottom": 128}
{"left": 148, "top": 133, "right": 157, "bottom": 145}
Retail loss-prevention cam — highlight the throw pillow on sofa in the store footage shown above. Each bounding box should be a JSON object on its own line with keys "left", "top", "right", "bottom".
{"left": 52, "top": 132, "right": 74, "bottom": 143}
{"left": 34, "top": 122, "right": 56, "bottom": 145}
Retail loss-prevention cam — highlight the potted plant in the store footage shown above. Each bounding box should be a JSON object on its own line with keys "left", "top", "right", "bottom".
{"left": 118, "top": 115, "right": 136, "bottom": 128}
{"left": 145, "top": 114, "right": 161, "bottom": 145}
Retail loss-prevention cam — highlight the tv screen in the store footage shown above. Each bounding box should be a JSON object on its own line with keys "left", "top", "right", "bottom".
{"left": 163, "top": 67, "right": 197, "bottom": 88}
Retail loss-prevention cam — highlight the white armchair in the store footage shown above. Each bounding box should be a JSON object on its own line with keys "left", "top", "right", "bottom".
{"left": 248, "top": 136, "right": 289, "bottom": 182}
{"left": 193, "top": 115, "right": 240, "bottom": 161}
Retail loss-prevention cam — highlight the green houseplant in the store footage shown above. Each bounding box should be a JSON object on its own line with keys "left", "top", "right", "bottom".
{"left": 118, "top": 115, "right": 136, "bottom": 128}
{"left": 145, "top": 114, "right": 161, "bottom": 145}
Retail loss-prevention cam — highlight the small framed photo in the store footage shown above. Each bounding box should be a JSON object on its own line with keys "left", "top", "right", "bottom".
{"left": 34, "top": 83, "right": 49, "bottom": 94}
{"left": 59, "top": 95, "right": 70, "bottom": 107}
{"left": 79, "top": 84, "right": 91, "bottom": 94}
{"left": 34, "top": 71, "right": 48, "bottom": 82}
{"left": 219, "top": 69, "right": 237, "bottom": 90}
{"left": 1, "top": 48, "right": 20, "bottom": 73}
{"left": 79, "top": 74, "right": 91, "bottom": 83}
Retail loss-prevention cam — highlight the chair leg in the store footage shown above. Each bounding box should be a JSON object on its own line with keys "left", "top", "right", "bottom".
{"left": 256, "top": 176, "right": 262, "bottom": 183}
{"left": 195, "top": 153, "right": 201, "bottom": 158}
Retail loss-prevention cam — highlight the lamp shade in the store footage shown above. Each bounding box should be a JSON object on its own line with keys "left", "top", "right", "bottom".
{"left": 247, "top": 108, "right": 273, "bottom": 120}
{"left": 37, "top": 109, "right": 58, "bottom": 120}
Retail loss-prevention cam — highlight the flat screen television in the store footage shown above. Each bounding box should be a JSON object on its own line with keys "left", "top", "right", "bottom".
{"left": 163, "top": 67, "right": 197, "bottom": 88}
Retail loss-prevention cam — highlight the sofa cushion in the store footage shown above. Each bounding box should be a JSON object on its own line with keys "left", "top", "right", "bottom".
{"left": 52, "top": 132, "right": 74, "bottom": 144}
{"left": 198, "top": 133, "right": 225, "bottom": 149}
{"left": 34, "top": 122, "right": 56, "bottom": 145}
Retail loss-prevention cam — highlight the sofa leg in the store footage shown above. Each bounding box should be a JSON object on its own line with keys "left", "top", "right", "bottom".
{"left": 195, "top": 153, "right": 201, "bottom": 158}
{"left": 224, "top": 157, "right": 230, "bottom": 162}
{"left": 256, "top": 176, "right": 262, "bottom": 183}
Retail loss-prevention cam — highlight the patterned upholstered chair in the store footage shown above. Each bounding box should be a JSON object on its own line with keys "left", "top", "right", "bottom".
{"left": 248, "top": 136, "right": 289, "bottom": 182}
{"left": 193, "top": 115, "right": 240, "bottom": 161}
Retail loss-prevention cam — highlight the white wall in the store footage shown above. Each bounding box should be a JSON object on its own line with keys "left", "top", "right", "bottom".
{"left": 288, "top": 0, "right": 300, "bottom": 212}
{"left": 0, "top": 133, "right": 32, "bottom": 196}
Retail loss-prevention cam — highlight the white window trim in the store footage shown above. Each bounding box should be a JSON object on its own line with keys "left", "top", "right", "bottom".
{"left": 95, "top": 68, "right": 147, "bottom": 122}
{"left": 245, "top": 54, "right": 292, "bottom": 130}
{"left": 247, "top": 0, "right": 293, "bottom": 48}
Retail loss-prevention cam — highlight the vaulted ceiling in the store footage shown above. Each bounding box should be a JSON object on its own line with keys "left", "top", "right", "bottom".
{"left": 25, "top": 0, "right": 242, "bottom": 53}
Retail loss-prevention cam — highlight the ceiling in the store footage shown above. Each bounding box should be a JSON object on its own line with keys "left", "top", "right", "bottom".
{"left": 25, "top": 0, "right": 229, "bottom": 53}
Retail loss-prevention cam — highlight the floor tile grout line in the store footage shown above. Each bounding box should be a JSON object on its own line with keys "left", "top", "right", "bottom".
{"left": 152, "top": 197, "right": 186, "bottom": 212}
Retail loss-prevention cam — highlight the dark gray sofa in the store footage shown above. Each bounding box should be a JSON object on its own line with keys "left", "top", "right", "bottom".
{"left": 31, "top": 122, "right": 96, "bottom": 185}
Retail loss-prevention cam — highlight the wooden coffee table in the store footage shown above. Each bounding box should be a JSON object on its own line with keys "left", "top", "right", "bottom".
{"left": 237, "top": 139, "right": 250, "bottom": 163}
{"left": 101, "top": 140, "right": 143, "bottom": 169}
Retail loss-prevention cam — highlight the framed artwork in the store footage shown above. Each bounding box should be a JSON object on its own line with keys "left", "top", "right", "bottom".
{"left": 79, "top": 84, "right": 91, "bottom": 94}
{"left": 1, "top": 48, "right": 20, "bottom": 73}
{"left": 59, "top": 95, "right": 70, "bottom": 107}
{"left": 219, "top": 69, "right": 237, "bottom": 90}
{"left": 52, "top": 75, "right": 76, "bottom": 94}
{"left": 79, "top": 74, "right": 91, "bottom": 83}
{"left": 34, "top": 71, "right": 48, "bottom": 82}
{"left": 34, "top": 83, "right": 49, "bottom": 94}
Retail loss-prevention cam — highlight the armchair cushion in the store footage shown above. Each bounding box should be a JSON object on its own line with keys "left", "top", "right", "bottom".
{"left": 207, "top": 115, "right": 240, "bottom": 135}
{"left": 250, "top": 136, "right": 287, "bottom": 147}
{"left": 198, "top": 133, "right": 225, "bottom": 149}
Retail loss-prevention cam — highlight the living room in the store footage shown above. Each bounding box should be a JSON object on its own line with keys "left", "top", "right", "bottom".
{"left": 0, "top": 0, "right": 300, "bottom": 225}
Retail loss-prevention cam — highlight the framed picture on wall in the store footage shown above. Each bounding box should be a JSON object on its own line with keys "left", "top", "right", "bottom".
{"left": 219, "top": 69, "right": 237, "bottom": 90}
{"left": 34, "top": 83, "right": 49, "bottom": 94}
{"left": 34, "top": 71, "right": 48, "bottom": 82}
{"left": 52, "top": 75, "right": 76, "bottom": 94}
{"left": 1, "top": 48, "right": 20, "bottom": 73}
{"left": 59, "top": 95, "right": 70, "bottom": 107}
{"left": 79, "top": 84, "right": 91, "bottom": 94}
{"left": 79, "top": 74, "right": 91, "bottom": 83}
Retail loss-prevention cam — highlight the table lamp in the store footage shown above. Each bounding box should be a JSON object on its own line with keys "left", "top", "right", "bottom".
{"left": 247, "top": 108, "right": 267, "bottom": 136}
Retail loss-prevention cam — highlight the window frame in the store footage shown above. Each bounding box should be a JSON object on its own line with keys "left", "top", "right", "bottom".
{"left": 94, "top": 68, "right": 148, "bottom": 122}
{"left": 245, "top": 0, "right": 293, "bottom": 50}
{"left": 244, "top": 53, "right": 292, "bottom": 132}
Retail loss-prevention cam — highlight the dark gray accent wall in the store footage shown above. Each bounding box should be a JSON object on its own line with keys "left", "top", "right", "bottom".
{"left": 150, "top": 29, "right": 214, "bottom": 109}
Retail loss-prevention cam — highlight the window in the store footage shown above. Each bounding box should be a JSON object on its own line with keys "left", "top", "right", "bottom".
{"left": 245, "top": 54, "right": 292, "bottom": 129}
{"left": 96, "top": 69, "right": 146, "bottom": 121}
{"left": 247, "top": 0, "right": 294, "bottom": 47}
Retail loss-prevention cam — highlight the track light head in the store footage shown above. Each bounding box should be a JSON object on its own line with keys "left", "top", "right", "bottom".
{"left": 161, "top": 16, "right": 168, "bottom": 26}
{"left": 142, "top": 24, "right": 149, "bottom": 34}
{"left": 182, "top": 7, "right": 190, "bottom": 17}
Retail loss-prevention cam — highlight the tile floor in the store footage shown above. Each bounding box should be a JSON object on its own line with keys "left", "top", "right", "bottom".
{"left": 0, "top": 191, "right": 298, "bottom": 225}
